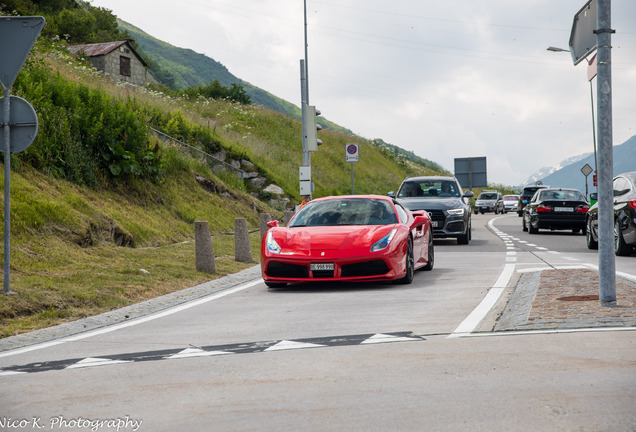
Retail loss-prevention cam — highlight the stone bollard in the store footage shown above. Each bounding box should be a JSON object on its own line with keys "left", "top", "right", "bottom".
{"left": 283, "top": 211, "right": 294, "bottom": 226}
{"left": 234, "top": 218, "right": 253, "bottom": 263}
{"left": 194, "top": 221, "right": 216, "bottom": 273}
{"left": 259, "top": 213, "right": 272, "bottom": 241}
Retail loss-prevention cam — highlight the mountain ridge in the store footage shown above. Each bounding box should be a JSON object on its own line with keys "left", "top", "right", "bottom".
{"left": 522, "top": 135, "right": 636, "bottom": 193}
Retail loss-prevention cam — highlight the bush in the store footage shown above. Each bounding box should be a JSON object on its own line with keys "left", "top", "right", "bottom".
{"left": 12, "top": 57, "right": 163, "bottom": 187}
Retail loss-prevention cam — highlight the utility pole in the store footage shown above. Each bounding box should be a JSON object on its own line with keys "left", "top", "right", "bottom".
{"left": 595, "top": 0, "right": 616, "bottom": 305}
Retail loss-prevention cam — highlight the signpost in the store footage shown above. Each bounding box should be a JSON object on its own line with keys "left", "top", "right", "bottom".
{"left": 1, "top": 16, "right": 45, "bottom": 294}
{"left": 345, "top": 143, "right": 359, "bottom": 194}
{"left": 581, "top": 163, "right": 593, "bottom": 199}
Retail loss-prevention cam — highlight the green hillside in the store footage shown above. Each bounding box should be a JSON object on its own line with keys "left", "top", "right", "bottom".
{"left": 0, "top": 22, "right": 446, "bottom": 338}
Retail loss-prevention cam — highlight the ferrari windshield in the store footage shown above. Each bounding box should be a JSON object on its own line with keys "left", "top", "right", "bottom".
{"left": 290, "top": 198, "right": 398, "bottom": 227}
{"left": 397, "top": 180, "right": 460, "bottom": 198}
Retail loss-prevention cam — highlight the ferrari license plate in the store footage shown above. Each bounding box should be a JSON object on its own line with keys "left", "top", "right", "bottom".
{"left": 555, "top": 207, "right": 574, "bottom": 212}
{"left": 310, "top": 263, "right": 335, "bottom": 271}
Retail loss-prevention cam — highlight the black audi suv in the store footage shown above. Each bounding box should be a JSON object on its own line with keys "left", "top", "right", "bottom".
{"left": 389, "top": 176, "right": 474, "bottom": 244}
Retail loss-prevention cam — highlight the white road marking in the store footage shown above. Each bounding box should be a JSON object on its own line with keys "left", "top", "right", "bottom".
{"left": 0, "top": 279, "right": 262, "bottom": 359}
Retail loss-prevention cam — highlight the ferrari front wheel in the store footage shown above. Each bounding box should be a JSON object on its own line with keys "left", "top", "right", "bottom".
{"left": 421, "top": 233, "right": 434, "bottom": 271}
{"left": 398, "top": 237, "right": 415, "bottom": 284}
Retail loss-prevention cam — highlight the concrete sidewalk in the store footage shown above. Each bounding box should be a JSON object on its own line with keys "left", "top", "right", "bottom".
{"left": 495, "top": 268, "right": 636, "bottom": 331}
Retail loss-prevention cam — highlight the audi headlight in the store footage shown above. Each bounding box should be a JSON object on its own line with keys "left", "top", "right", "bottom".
{"left": 266, "top": 231, "right": 281, "bottom": 254}
{"left": 371, "top": 228, "right": 397, "bottom": 252}
{"left": 447, "top": 208, "right": 465, "bottom": 216}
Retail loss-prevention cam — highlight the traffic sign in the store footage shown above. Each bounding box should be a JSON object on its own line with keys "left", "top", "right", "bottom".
{"left": 0, "top": 16, "right": 45, "bottom": 89}
{"left": 568, "top": 0, "right": 597, "bottom": 65}
{"left": 581, "top": 163, "right": 593, "bottom": 177}
{"left": 0, "top": 96, "right": 38, "bottom": 153}
{"left": 345, "top": 143, "right": 359, "bottom": 163}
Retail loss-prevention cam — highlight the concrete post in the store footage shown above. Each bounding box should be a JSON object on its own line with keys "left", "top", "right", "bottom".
{"left": 259, "top": 213, "right": 272, "bottom": 242}
{"left": 234, "top": 218, "right": 253, "bottom": 263}
{"left": 194, "top": 221, "right": 215, "bottom": 273}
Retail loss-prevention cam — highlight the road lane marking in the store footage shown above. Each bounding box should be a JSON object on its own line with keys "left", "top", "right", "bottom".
{"left": 449, "top": 264, "right": 515, "bottom": 337}
{"left": 0, "top": 279, "right": 263, "bottom": 359}
{"left": 0, "top": 332, "right": 425, "bottom": 376}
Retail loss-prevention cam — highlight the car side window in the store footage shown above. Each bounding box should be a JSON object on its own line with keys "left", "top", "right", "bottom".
{"left": 395, "top": 204, "right": 409, "bottom": 224}
{"left": 613, "top": 177, "right": 629, "bottom": 196}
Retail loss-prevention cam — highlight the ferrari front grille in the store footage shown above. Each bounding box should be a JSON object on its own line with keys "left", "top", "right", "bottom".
{"left": 341, "top": 260, "right": 390, "bottom": 277}
{"left": 266, "top": 261, "right": 308, "bottom": 278}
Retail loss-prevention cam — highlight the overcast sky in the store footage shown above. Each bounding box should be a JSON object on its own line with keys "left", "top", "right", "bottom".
{"left": 89, "top": 0, "right": 636, "bottom": 186}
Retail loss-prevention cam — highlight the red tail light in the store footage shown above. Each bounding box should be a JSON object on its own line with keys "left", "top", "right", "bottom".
{"left": 577, "top": 206, "right": 590, "bottom": 213}
{"left": 537, "top": 206, "right": 551, "bottom": 213}
{"left": 629, "top": 199, "right": 636, "bottom": 210}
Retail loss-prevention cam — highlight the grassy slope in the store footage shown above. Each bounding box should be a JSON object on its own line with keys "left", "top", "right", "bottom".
{"left": 0, "top": 41, "right": 443, "bottom": 339}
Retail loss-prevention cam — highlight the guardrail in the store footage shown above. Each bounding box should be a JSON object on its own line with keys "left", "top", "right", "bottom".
{"left": 149, "top": 127, "right": 246, "bottom": 179}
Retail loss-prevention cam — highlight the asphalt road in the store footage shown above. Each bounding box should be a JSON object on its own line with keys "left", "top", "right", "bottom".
{"left": 1, "top": 213, "right": 634, "bottom": 432}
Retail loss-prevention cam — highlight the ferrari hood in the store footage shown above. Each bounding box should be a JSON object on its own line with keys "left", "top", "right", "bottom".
{"left": 271, "top": 225, "right": 395, "bottom": 256}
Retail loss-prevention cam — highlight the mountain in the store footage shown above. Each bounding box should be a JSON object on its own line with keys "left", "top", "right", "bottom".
{"left": 522, "top": 135, "right": 636, "bottom": 194}
{"left": 120, "top": 20, "right": 300, "bottom": 119}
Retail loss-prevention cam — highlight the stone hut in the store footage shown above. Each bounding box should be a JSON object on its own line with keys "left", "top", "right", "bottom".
{"left": 68, "top": 40, "right": 148, "bottom": 87}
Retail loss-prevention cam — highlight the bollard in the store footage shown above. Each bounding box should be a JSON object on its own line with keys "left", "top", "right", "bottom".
{"left": 194, "top": 221, "right": 216, "bottom": 273}
{"left": 283, "top": 211, "right": 294, "bottom": 226}
{"left": 234, "top": 218, "right": 253, "bottom": 263}
{"left": 259, "top": 213, "right": 272, "bottom": 242}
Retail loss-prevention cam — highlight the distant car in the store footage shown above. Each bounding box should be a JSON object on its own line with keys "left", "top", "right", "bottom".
{"left": 518, "top": 184, "right": 550, "bottom": 217}
{"left": 522, "top": 188, "right": 589, "bottom": 234}
{"left": 474, "top": 190, "right": 504, "bottom": 214}
{"left": 503, "top": 194, "right": 520, "bottom": 213}
{"left": 389, "top": 176, "right": 474, "bottom": 244}
{"left": 261, "top": 195, "right": 434, "bottom": 288}
{"left": 586, "top": 171, "right": 636, "bottom": 256}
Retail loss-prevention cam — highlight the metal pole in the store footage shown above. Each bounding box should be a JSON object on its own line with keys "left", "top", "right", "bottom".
{"left": 303, "top": 0, "right": 309, "bottom": 105}
{"left": 300, "top": 60, "right": 310, "bottom": 167}
{"left": 596, "top": 0, "right": 616, "bottom": 305}
{"left": 350, "top": 162, "right": 354, "bottom": 195}
{"left": 3, "top": 86, "right": 11, "bottom": 294}
{"left": 590, "top": 80, "right": 598, "bottom": 173}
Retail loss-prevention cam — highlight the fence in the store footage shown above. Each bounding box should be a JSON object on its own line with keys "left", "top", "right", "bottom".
{"left": 149, "top": 127, "right": 246, "bottom": 180}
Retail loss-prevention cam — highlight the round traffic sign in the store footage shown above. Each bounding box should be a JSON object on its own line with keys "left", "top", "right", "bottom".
{"left": 0, "top": 95, "right": 38, "bottom": 154}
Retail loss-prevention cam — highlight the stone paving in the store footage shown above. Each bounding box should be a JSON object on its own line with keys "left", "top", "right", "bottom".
{"left": 495, "top": 268, "right": 636, "bottom": 331}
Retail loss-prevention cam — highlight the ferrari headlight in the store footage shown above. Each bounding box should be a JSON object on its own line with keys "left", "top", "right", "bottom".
{"left": 447, "top": 208, "right": 465, "bottom": 216}
{"left": 266, "top": 231, "right": 281, "bottom": 254}
{"left": 371, "top": 228, "right": 397, "bottom": 252}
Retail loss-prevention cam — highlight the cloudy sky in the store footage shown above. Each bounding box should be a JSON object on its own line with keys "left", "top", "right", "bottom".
{"left": 89, "top": 0, "right": 636, "bottom": 186}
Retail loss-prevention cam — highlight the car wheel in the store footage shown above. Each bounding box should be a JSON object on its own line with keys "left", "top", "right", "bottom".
{"left": 522, "top": 215, "right": 528, "bottom": 232}
{"left": 457, "top": 227, "right": 469, "bottom": 245}
{"left": 528, "top": 218, "right": 538, "bottom": 234}
{"left": 615, "top": 219, "right": 632, "bottom": 256}
{"left": 586, "top": 217, "right": 598, "bottom": 249}
{"left": 265, "top": 282, "right": 287, "bottom": 288}
{"left": 398, "top": 237, "right": 415, "bottom": 284}
{"left": 421, "top": 233, "right": 434, "bottom": 271}
{"left": 585, "top": 218, "right": 598, "bottom": 249}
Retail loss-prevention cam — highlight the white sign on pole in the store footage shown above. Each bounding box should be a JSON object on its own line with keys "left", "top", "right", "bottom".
{"left": 0, "top": 16, "right": 46, "bottom": 89}
{"left": 345, "top": 143, "right": 359, "bottom": 163}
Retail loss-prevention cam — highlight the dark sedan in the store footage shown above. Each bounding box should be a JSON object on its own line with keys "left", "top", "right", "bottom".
{"left": 389, "top": 176, "right": 474, "bottom": 244}
{"left": 586, "top": 171, "right": 636, "bottom": 256}
{"left": 522, "top": 188, "right": 589, "bottom": 234}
